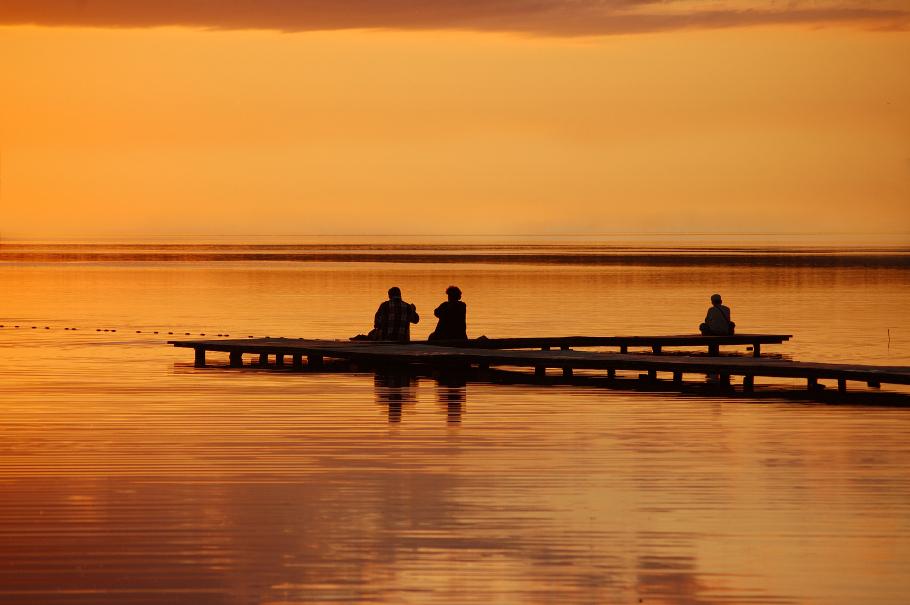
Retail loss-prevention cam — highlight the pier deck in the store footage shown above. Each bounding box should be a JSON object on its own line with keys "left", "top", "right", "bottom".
{"left": 170, "top": 337, "right": 909, "bottom": 394}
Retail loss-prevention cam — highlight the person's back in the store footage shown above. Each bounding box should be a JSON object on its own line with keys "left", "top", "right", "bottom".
{"left": 700, "top": 294, "right": 734, "bottom": 335}
{"left": 375, "top": 287, "right": 419, "bottom": 341}
{"left": 429, "top": 286, "right": 467, "bottom": 340}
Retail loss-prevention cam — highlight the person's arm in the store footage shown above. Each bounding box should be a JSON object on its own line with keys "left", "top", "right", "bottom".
{"left": 410, "top": 304, "right": 419, "bottom": 324}
{"left": 434, "top": 303, "right": 443, "bottom": 318}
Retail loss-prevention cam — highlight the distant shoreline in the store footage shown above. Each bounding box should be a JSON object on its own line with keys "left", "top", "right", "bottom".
{"left": 1, "top": 248, "right": 908, "bottom": 268}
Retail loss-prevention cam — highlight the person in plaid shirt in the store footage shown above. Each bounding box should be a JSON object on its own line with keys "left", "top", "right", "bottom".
{"left": 374, "top": 287, "right": 420, "bottom": 341}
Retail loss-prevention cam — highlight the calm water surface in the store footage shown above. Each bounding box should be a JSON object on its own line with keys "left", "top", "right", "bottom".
{"left": 1, "top": 245, "right": 909, "bottom": 604}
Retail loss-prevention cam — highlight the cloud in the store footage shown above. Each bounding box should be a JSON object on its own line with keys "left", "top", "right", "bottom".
{"left": 0, "top": 0, "right": 907, "bottom": 35}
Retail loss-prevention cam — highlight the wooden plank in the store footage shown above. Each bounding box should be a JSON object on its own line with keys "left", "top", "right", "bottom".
{"left": 169, "top": 338, "right": 910, "bottom": 387}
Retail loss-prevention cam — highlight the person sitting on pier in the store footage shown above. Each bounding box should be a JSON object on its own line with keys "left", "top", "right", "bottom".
{"left": 428, "top": 286, "right": 467, "bottom": 340}
{"left": 374, "top": 287, "right": 420, "bottom": 341}
{"left": 700, "top": 294, "right": 735, "bottom": 335}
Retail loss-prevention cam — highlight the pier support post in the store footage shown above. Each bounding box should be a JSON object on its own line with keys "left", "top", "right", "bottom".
{"left": 652, "top": 346, "right": 662, "bottom": 355}
{"left": 478, "top": 362, "right": 489, "bottom": 371}
{"left": 838, "top": 379, "right": 847, "bottom": 393}
{"left": 673, "top": 371, "right": 682, "bottom": 383}
{"left": 867, "top": 381, "right": 881, "bottom": 388}
{"left": 258, "top": 353, "right": 268, "bottom": 367}
{"left": 720, "top": 374, "right": 730, "bottom": 386}
{"left": 708, "top": 345, "right": 720, "bottom": 357}
{"left": 562, "top": 367, "right": 573, "bottom": 378}
{"left": 229, "top": 351, "right": 243, "bottom": 367}
{"left": 560, "top": 346, "right": 570, "bottom": 351}
{"left": 608, "top": 368, "right": 616, "bottom": 380}
{"left": 308, "top": 355, "right": 324, "bottom": 367}
{"left": 753, "top": 344, "right": 761, "bottom": 357}
{"left": 276, "top": 354, "right": 284, "bottom": 367}
{"left": 648, "top": 369, "right": 657, "bottom": 380}
{"left": 292, "top": 354, "right": 303, "bottom": 369}
{"left": 743, "top": 376, "right": 754, "bottom": 392}
{"left": 535, "top": 367, "right": 546, "bottom": 378}
{"left": 194, "top": 348, "right": 206, "bottom": 368}
{"left": 808, "top": 377, "right": 818, "bottom": 389}
{"left": 620, "top": 346, "right": 627, "bottom": 354}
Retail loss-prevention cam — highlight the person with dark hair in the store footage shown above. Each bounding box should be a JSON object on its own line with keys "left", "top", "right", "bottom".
{"left": 699, "top": 293, "right": 735, "bottom": 335}
{"left": 428, "top": 286, "right": 467, "bottom": 340}
{"left": 374, "top": 287, "right": 419, "bottom": 341}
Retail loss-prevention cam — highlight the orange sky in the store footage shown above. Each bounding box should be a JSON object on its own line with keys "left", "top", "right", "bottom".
{"left": 0, "top": 4, "right": 908, "bottom": 236}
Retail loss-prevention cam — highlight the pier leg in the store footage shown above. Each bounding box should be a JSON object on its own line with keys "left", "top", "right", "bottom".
{"left": 652, "top": 346, "right": 662, "bottom": 355}
{"left": 478, "top": 362, "right": 489, "bottom": 371}
{"left": 867, "top": 381, "right": 881, "bottom": 388}
{"left": 648, "top": 369, "right": 657, "bottom": 380}
{"left": 229, "top": 351, "right": 243, "bottom": 367}
{"left": 535, "top": 367, "right": 546, "bottom": 378}
{"left": 620, "top": 346, "right": 628, "bottom": 354}
{"left": 562, "top": 367, "right": 573, "bottom": 378}
{"left": 808, "top": 377, "right": 818, "bottom": 389}
{"left": 276, "top": 354, "right": 284, "bottom": 367}
{"left": 673, "top": 371, "right": 682, "bottom": 383}
{"left": 560, "top": 346, "right": 571, "bottom": 351}
{"left": 608, "top": 368, "right": 616, "bottom": 380}
{"left": 753, "top": 344, "right": 761, "bottom": 357}
{"left": 708, "top": 345, "right": 719, "bottom": 357}
{"left": 258, "top": 353, "right": 268, "bottom": 367}
{"left": 541, "top": 346, "right": 550, "bottom": 351}
{"left": 194, "top": 348, "right": 206, "bottom": 368}
{"left": 838, "top": 379, "right": 847, "bottom": 393}
{"left": 308, "top": 355, "right": 324, "bottom": 367}
{"left": 292, "top": 354, "right": 303, "bottom": 369}
{"left": 720, "top": 374, "right": 731, "bottom": 386}
{"left": 743, "top": 376, "right": 754, "bottom": 392}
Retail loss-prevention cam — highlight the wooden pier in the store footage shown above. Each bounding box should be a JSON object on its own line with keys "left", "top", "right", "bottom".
{"left": 169, "top": 335, "right": 910, "bottom": 396}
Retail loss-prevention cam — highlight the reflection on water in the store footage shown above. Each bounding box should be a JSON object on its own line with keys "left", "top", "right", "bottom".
{"left": 1, "top": 247, "right": 909, "bottom": 603}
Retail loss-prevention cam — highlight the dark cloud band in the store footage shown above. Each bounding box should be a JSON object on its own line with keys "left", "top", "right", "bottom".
{"left": 1, "top": 0, "right": 907, "bottom": 34}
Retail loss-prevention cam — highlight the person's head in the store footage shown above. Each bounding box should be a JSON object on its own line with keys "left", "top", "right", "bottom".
{"left": 388, "top": 287, "right": 402, "bottom": 299}
{"left": 446, "top": 285, "right": 462, "bottom": 301}
{"left": 711, "top": 293, "right": 722, "bottom": 305}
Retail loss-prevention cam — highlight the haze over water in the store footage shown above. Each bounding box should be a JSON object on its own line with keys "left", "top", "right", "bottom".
{"left": 1, "top": 240, "right": 909, "bottom": 604}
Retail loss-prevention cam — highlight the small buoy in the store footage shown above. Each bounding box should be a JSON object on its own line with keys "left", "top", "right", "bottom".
{"left": 45, "top": 327, "right": 49, "bottom": 329}
{"left": 185, "top": 333, "right": 190, "bottom": 335}
{"left": 224, "top": 334, "right": 229, "bottom": 337}
{"left": 249, "top": 336, "right": 254, "bottom": 338}
{"left": 200, "top": 333, "right": 205, "bottom": 336}
{"left": 32, "top": 326, "right": 36, "bottom": 329}
{"left": 136, "top": 331, "right": 141, "bottom": 333}
{"left": 153, "top": 331, "right": 158, "bottom": 334}
{"left": 97, "top": 329, "right": 101, "bottom": 331}
{"left": 168, "top": 332, "right": 173, "bottom": 335}
{"left": 15, "top": 326, "right": 19, "bottom": 328}
{"left": 104, "top": 329, "right": 109, "bottom": 332}
{"left": 64, "top": 327, "right": 69, "bottom": 330}
{"left": 0, "top": 325, "right": 3, "bottom": 328}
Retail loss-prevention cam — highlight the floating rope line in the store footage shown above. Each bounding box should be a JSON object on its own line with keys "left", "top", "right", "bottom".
{"left": 0, "top": 324, "right": 233, "bottom": 338}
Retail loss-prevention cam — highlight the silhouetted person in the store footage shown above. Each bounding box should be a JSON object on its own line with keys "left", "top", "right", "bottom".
{"left": 700, "top": 294, "right": 735, "bottom": 335}
{"left": 428, "top": 286, "right": 467, "bottom": 340}
{"left": 374, "top": 286, "right": 419, "bottom": 341}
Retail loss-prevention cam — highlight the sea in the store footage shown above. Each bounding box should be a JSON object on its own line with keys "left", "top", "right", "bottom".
{"left": 1, "top": 236, "right": 909, "bottom": 604}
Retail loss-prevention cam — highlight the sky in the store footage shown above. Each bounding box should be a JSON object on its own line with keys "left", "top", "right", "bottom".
{"left": 0, "top": 0, "right": 908, "bottom": 237}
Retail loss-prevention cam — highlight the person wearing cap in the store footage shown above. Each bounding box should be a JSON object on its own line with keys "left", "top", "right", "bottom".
{"left": 374, "top": 287, "right": 420, "bottom": 341}
{"left": 699, "top": 294, "right": 735, "bottom": 335}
